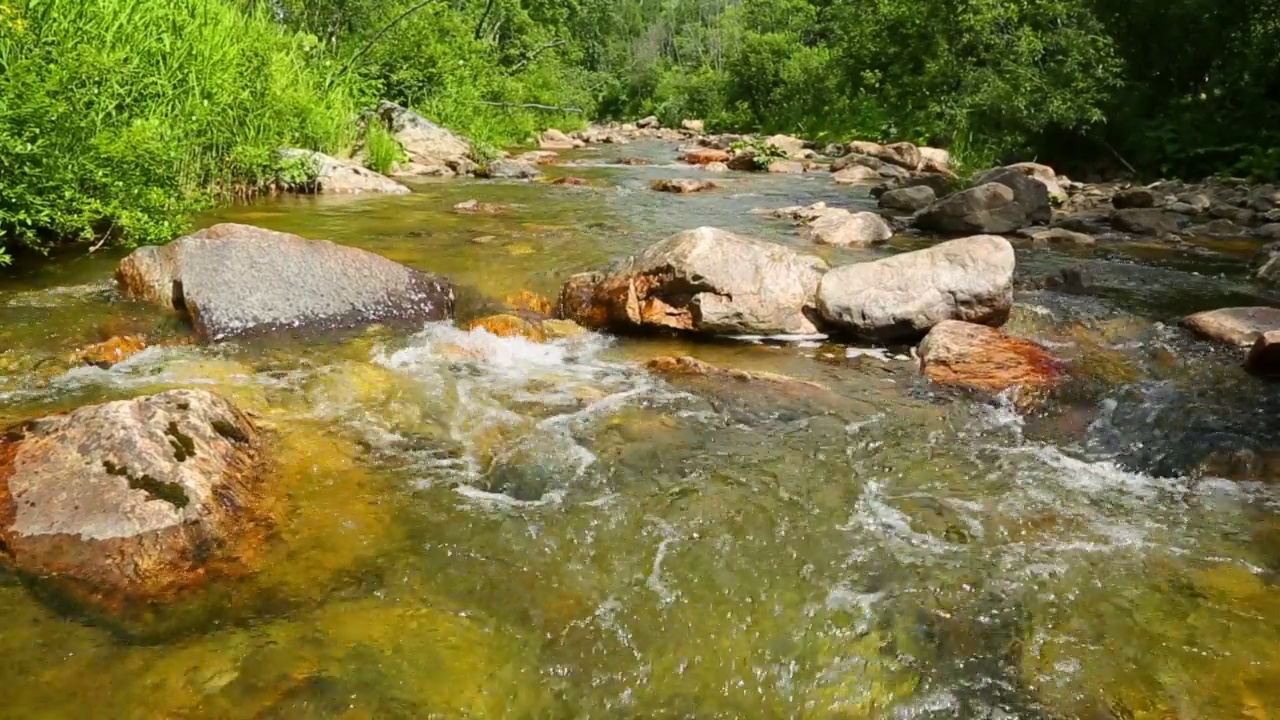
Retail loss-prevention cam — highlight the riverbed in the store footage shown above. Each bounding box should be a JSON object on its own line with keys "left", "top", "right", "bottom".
{"left": 2, "top": 140, "right": 1279, "bottom": 718}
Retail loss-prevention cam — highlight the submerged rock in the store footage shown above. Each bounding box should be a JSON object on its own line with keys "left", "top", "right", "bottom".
{"left": 651, "top": 178, "right": 718, "bottom": 194}
{"left": 1028, "top": 228, "right": 1096, "bottom": 247}
{"left": 453, "top": 199, "right": 508, "bottom": 214}
{"left": 375, "top": 101, "right": 474, "bottom": 177}
{"left": 1182, "top": 307, "right": 1280, "bottom": 346}
{"left": 116, "top": 223, "right": 454, "bottom": 341}
{"left": 464, "top": 314, "right": 548, "bottom": 343}
{"left": 918, "top": 320, "right": 1066, "bottom": 395}
{"left": 0, "top": 390, "right": 268, "bottom": 609}
{"left": 558, "top": 227, "right": 828, "bottom": 336}
{"left": 915, "top": 183, "right": 1029, "bottom": 235}
{"left": 645, "top": 356, "right": 825, "bottom": 390}
{"left": 276, "top": 149, "right": 409, "bottom": 195}
{"left": 817, "top": 235, "right": 1015, "bottom": 341}
{"left": 801, "top": 209, "right": 893, "bottom": 247}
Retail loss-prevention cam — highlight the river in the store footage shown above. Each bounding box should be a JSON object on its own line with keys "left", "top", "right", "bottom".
{"left": 1, "top": 140, "right": 1279, "bottom": 718}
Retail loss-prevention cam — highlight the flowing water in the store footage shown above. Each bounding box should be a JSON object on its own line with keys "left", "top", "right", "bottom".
{"left": 2, "top": 142, "right": 1280, "bottom": 718}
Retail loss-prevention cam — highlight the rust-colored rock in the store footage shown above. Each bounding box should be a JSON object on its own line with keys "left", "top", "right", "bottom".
{"left": 505, "top": 290, "right": 556, "bottom": 316}
{"left": 683, "top": 148, "right": 730, "bottom": 165}
{"left": 918, "top": 320, "right": 1067, "bottom": 394}
{"left": 551, "top": 176, "right": 590, "bottom": 186}
{"left": 464, "top": 314, "right": 548, "bottom": 342}
{"left": 73, "top": 335, "right": 148, "bottom": 368}
{"left": 0, "top": 390, "right": 270, "bottom": 611}
{"left": 617, "top": 157, "right": 651, "bottom": 166}
{"left": 651, "top": 178, "right": 718, "bottom": 194}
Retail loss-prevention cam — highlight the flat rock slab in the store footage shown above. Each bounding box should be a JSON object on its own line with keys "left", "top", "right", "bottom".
{"left": 116, "top": 223, "right": 455, "bottom": 341}
{"left": 1183, "top": 307, "right": 1280, "bottom": 346}
{"left": 0, "top": 390, "right": 267, "bottom": 609}
{"left": 817, "top": 235, "right": 1015, "bottom": 341}
{"left": 558, "top": 226, "right": 829, "bottom": 336}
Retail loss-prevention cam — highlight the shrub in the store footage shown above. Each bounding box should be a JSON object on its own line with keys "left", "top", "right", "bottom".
{"left": 0, "top": 0, "right": 365, "bottom": 259}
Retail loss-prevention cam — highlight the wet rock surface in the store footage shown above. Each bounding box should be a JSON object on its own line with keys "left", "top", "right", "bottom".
{"left": 0, "top": 390, "right": 267, "bottom": 608}
{"left": 558, "top": 227, "right": 828, "bottom": 336}
{"left": 116, "top": 223, "right": 455, "bottom": 340}
{"left": 277, "top": 149, "right": 409, "bottom": 195}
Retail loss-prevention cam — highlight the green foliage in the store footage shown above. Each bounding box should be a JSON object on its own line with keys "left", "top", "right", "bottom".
{"left": 0, "top": 0, "right": 364, "bottom": 260}
{"left": 361, "top": 121, "right": 405, "bottom": 175}
{"left": 730, "top": 139, "right": 789, "bottom": 170}
{"left": 276, "top": 153, "right": 321, "bottom": 189}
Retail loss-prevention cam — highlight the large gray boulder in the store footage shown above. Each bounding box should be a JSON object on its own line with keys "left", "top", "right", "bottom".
{"left": 1004, "top": 162, "right": 1067, "bottom": 205}
{"left": 478, "top": 159, "right": 541, "bottom": 179}
{"left": 116, "top": 223, "right": 455, "bottom": 340}
{"left": 276, "top": 149, "right": 409, "bottom": 195}
{"left": 915, "top": 183, "right": 1029, "bottom": 235}
{"left": 879, "top": 185, "right": 936, "bottom": 212}
{"left": 375, "top": 101, "right": 474, "bottom": 177}
{"left": 973, "top": 167, "right": 1052, "bottom": 224}
{"left": 0, "top": 390, "right": 267, "bottom": 609}
{"left": 558, "top": 227, "right": 829, "bottom": 336}
{"left": 816, "top": 235, "right": 1015, "bottom": 340}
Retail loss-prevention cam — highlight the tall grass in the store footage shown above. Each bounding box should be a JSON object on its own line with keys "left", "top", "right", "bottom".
{"left": 0, "top": 0, "right": 366, "bottom": 261}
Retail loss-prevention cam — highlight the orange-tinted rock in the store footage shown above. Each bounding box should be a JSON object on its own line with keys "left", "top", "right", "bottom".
{"left": 651, "top": 178, "right": 717, "bottom": 194}
{"left": 683, "top": 148, "right": 730, "bottom": 166}
{"left": 464, "top": 314, "right": 548, "bottom": 342}
{"left": 617, "top": 157, "right": 651, "bottom": 166}
{"left": 0, "top": 390, "right": 269, "bottom": 611}
{"left": 505, "top": 290, "right": 555, "bottom": 316}
{"left": 74, "top": 335, "right": 148, "bottom": 368}
{"left": 918, "top": 320, "right": 1066, "bottom": 394}
{"left": 551, "top": 176, "right": 590, "bottom": 186}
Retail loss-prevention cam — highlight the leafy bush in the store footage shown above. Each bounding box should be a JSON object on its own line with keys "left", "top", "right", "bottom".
{"left": 0, "top": 0, "right": 364, "bottom": 259}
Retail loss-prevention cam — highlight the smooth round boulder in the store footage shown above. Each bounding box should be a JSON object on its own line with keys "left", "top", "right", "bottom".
{"left": 479, "top": 159, "right": 541, "bottom": 179}
{"left": 801, "top": 210, "right": 893, "bottom": 247}
{"left": 879, "top": 186, "right": 936, "bottom": 212}
{"left": 0, "top": 390, "right": 268, "bottom": 609}
{"left": 817, "top": 235, "right": 1015, "bottom": 341}
{"left": 116, "top": 223, "right": 455, "bottom": 341}
{"left": 914, "top": 183, "right": 1029, "bottom": 235}
{"left": 558, "top": 227, "right": 829, "bottom": 336}
{"left": 973, "top": 167, "right": 1052, "bottom": 224}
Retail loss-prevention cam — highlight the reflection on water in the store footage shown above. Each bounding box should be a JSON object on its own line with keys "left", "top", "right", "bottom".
{"left": 1, "top": 142, "right": 1280, "bottom": 717}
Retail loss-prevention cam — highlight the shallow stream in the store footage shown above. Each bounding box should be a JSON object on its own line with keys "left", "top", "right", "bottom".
{"left": 2, "top": 141, "right": 1280, "bottom": 718}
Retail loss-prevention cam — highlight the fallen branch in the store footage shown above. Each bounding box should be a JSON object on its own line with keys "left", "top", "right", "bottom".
{"left": 511, "top": 39, "right": 568, "bottom": 72}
